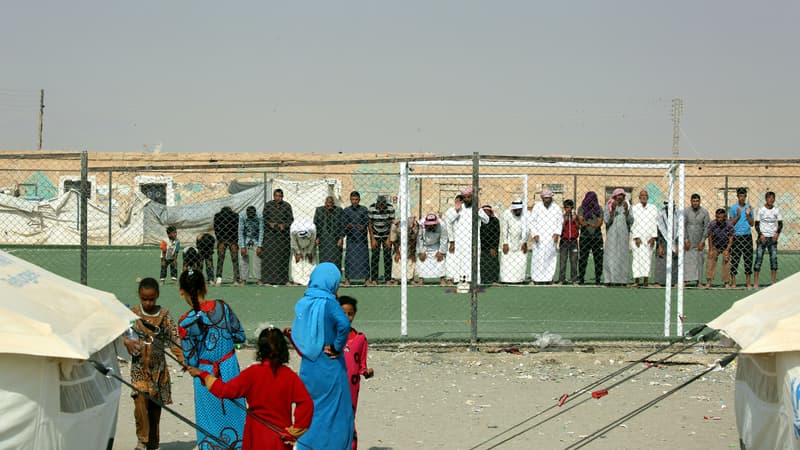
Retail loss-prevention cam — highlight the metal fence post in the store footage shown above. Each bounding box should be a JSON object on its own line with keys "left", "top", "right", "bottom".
{"left": 80, "top": 151, "right": 88, "bottom": 285}
{"left": 470, "top": 152, "right": 479, "bottom": 348}
{"left": 107, "top": 169, "right": 112, "bottom": 246}
{"left": 399, "top": 162, "right": 409, "bottom": 337}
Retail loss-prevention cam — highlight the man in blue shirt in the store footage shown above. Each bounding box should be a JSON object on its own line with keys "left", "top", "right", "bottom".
{"left": 728, "top": 187, "right": 755, "bottom": 289}
{"left": 238, "top": 206, "right": 263, "bottom": 286}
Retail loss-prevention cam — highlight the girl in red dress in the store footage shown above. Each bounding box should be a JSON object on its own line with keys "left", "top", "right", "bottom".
{"left": 339, "top": 296, "right": 375, "bottom": 449}
{"left": 188, "top": 327, "right": 313, "bottom": 450}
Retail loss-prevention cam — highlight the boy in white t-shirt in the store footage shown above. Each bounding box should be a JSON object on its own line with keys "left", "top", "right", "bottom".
{"left": 754, "top": 191, "right": 783, "bottom": 288}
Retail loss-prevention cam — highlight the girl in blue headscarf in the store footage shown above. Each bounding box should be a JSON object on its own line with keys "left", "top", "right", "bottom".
{"left": 291, "top": 262, "right": 354, "bottom": 449}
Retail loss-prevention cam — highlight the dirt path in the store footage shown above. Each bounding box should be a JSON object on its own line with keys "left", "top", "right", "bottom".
{"left": 115, "top": 345, "right": 738, "bottom": 449}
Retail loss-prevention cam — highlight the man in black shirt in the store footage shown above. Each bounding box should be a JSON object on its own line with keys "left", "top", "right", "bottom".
{"left": 213, "top": 206, "right": 240, "bottom": 286}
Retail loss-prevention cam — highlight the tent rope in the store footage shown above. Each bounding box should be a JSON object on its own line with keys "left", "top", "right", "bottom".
{"left": 565, "top": 352, "right": 738, "bottom": 449}
{"left": 87, "top": 359, "right": 237, "bottom": 450}
{"left": 470, "top": 325, "right": 712, "bottom": 449}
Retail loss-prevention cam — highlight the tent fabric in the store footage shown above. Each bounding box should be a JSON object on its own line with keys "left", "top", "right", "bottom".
{"left": 709, "top": 272, "right": 800, "bottom": 449}
{"left": 0, "top": 177, "right": 342, "bottom": 246}
{"left": 0, "top": 344, "right": 123, "bottom": 450}
{"left": 735, "top": 353, "right": 800, "bottom": 450}
{"left": 0, "top": 189, "right": 148, "bottom": 246}
{"left": 228, "top": 179, "right": 261, "bottom": 194}
{"left": 0, "top": 249, "right": 132, "bottom": 449}
{"left": 143, "top": 178, "right": 341, "bottom": 246}
{"left": 708, "top": 271, "right": 800, "bottom": 354}
{"left": 0, "top": 250, "right": 136, "bottom": 359}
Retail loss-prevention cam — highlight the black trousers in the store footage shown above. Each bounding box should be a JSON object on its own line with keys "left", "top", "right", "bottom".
{"left": 730, "top": 234, "right": 753, "bottom": 276}
{"left": 370, "top": 237, "right": 392, "bottom": 281}
{"left": 578, "top": 233, "right": 603, "bottom": 284}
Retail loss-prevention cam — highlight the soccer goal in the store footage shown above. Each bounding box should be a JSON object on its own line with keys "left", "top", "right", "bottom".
{"left": 396, "top": 157, "right": 686, "bottom": 340}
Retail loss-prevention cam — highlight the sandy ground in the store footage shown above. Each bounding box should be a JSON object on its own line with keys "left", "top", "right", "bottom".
{"left": 114, "top": 343, "right": 738, "bottom": 450}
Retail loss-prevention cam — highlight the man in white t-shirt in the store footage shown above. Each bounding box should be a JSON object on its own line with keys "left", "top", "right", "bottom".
{"left": 754, "top": 191, "right": 783, "bottom": 288}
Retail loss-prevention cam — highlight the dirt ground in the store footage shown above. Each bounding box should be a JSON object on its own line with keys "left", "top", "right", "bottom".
{"left": 114, "top": 343, "right": 738, "bottom": 450}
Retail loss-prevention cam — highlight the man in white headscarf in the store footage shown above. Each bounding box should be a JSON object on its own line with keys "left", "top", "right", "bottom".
{"left": 528, "top": 190, "right": 563, "bottom": 284}
{"left": 444, "top": 187, "right": 489, "bottom": 283}
{"left": 290, "top": 220, "right": 317, "bottom": 286}
{"left": 417, "top": 213, "right": 449, "bottom": 285}
{"left": 500, "top": 199, "right": 528, "bottom": 283}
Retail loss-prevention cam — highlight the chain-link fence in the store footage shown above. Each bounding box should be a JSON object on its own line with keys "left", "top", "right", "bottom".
{"left": 1, "top": 152, "right": 797, "bottom": 344}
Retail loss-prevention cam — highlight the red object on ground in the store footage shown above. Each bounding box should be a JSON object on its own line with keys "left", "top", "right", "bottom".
{"left": 591, "top": 389, "right": 608, "bottom": 399}
{"left": 558, "top": 394, "right": 569, "bottom": 406}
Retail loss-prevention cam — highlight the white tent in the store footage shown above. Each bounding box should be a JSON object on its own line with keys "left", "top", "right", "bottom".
{"left": 709, "top": 271, "right": 800, "bottom": 449}
{"left": 0, "top": 250, "right": 136, "bottom": 450}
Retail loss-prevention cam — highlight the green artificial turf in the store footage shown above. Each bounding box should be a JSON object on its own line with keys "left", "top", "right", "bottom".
{"left": 7, "top": 245, "right": 792, "bottom": 343}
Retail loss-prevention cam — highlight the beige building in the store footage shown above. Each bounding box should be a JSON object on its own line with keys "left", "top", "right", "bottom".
{"left": 0, "top": 151, "right": 797, "bottom": 249}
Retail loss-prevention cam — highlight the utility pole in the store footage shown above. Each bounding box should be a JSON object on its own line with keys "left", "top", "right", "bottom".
{"left": 671, "top": 97, "right": 683, "bottom": 159}
{"left": 38, "top": 89, "right": 45, "bottom": 150}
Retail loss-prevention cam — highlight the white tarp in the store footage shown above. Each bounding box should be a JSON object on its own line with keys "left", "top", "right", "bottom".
{"left": 0, "top": 250, "right": 136, "bottom": 450}
{"left": 0, "top": 177, "right": 341, "bottom": 247}
{"left": 0, "top": 190, "right": 147, "bottom": 246}
{"left": 709, "top": 271, "right": 800, "bottom": 449}
{"left": 143, "top": 178, "right": 342, "bottom": 246}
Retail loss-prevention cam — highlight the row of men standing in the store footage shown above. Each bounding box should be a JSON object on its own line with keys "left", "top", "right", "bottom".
{"left": 316, "top": 186, "right": 588, "bottom": 285}
{"left": 315, "top": 186, "right": 573, "bottom": 285}
{"left": 600, "top": 188, "right": 713, "bottom": 287}
{"left": 601, "top": 186, "right": 783, "bottom": 288}
{"left": 420, "top": 187, "right": 568, "bottom": 285}
{"left": 213, "top": 185, "right": 781, "bottom": 288}
{"left": 215, "top": 189, "right": 309, "bottom": 286}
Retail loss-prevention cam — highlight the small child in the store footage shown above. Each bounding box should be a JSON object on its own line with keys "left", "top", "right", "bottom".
{"left": 124, "top": 277, "right": 184, "bottom": 450}
{"left": 183, "top": 234, "right": 216, "bottom": 282}
{"left": 160, "top": 226, "right": 180, "bottom": 284}
{"left": 558, "top": 199, "right": 579, "bottom": 285}
{"left": 188, "top": 328, "right": 313, "bottom": 450}
{"left": 339, "top": 296, "right": 374, "bottom": 450}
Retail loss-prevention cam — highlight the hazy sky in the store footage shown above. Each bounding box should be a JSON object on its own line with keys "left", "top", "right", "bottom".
{"left": 1, "top": 1, "right": 798, "bottom": 158}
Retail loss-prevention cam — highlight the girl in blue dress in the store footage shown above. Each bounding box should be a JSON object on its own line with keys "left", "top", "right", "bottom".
{"left": 178, "top": 269, "right": 246, "bottom": 449}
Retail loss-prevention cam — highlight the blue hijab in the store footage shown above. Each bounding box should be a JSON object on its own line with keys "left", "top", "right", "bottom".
{"left": 291, "top": 262, "right": 341, "bottom": 361}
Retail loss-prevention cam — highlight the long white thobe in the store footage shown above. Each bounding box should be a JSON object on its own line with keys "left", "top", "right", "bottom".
{"left": 290, "top": 220, "right": 317, "bottom": 286}
{"left": 417, "top": 223, "right": 448, "bottom": 279}
{"left": 445, "top": 206, "right": 489, "bottom": 282}
{"left": 630, "top": 203, "right": 658, "bottom": 278}
{"left": 528, "top": 202, "right": 563, "bottom": 282}
{"left": 500, "top": 209, "right": 527, "bottom": 283}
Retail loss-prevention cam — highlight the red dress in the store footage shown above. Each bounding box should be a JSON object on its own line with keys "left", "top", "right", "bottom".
{"left": 205, "top": 362, "right": 313, "bottom": 450}
{"left": 344, "top": 328, "right": 369, "bottom": 449}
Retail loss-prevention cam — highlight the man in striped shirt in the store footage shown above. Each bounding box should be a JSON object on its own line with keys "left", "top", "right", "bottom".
{"left": 368, "top": 195, "right": 395, "bottom": 285}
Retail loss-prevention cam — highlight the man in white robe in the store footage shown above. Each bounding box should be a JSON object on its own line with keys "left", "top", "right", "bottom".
{"left": 445, "top": 187, "right": 489, "bottom": 283}
{"left": 629, "top": 190, "right": 658, "bottom": 287}
{"left": 500, "top": 199, "right": 528, "bottom": 283}
{"left": 417, "top": 213, "right": 449, "bottom": 285}
{"left": 290, "top": 220, "right": 317, "bottom": 286}
{"left": 528, "top": 190, "right": 563, "bottom": 284}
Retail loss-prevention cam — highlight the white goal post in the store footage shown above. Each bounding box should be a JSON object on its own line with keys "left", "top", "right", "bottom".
{"left": 397, "top": 160, "right": 686, "bottom": 338}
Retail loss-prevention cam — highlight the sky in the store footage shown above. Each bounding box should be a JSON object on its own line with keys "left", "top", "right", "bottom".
{"left": 1, "top": 1, "right": 798, "bottom": 158}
